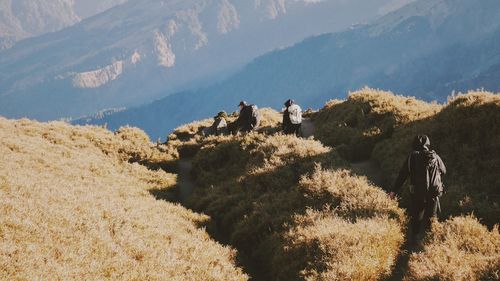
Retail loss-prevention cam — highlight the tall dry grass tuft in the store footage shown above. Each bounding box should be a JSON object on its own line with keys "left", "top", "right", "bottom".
{"left": 373, "top": 91, "right": 500, "bottom": 226}
{"left": 185, "top": 132, "right": 406, "bottom": 280}
{"left": 405, "top": 216, "right": 500, "bottom": 281}
{"left": 313, "top": 87, "right": 440, "bottom": 161}
{"left": 0, "top": 117, "right": 247, "bottom": 280}
{"left": 280, "top": 210, "right": 404, "bottom": 281}
{"left": 273, "top": 167, "right": 405, "bottom": 280}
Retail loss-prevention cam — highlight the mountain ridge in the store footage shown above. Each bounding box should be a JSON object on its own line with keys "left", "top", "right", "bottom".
{"left": 0, "top": 0, "right": 413, "bottom": 121}
{"left": 75, "top": 0, "right": 500, "bottom": 140}
{"left": 0, "top": 0, "right": 127, "bottom": 50}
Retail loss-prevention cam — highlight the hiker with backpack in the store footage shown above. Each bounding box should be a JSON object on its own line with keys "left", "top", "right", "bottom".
{"left": 233, "top": 101, "right": 261, "bottom": 133}
{"left": 389, "top": 135, "right": 446, "bottom": 242}
{"left": 202, "top": 111, "right": 228, "bottom": 136}
{"left": 282, "top": 99, "right": 302, "bottom": 136}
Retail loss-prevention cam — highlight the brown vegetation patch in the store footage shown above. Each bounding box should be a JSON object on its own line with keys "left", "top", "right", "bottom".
{"left": 373, "top": 91, "right": 500, "bottom": 226}
{"left": 0, "top": 117, "right": 247, "bottom": 280}
{"left": 186, "top": 133, "right": 406, "bottom": 280}
{"left": 405, "top": 216, "right": 500, "bottom": 281}
{"left": 313, "top": 88, "right": 440, "bottom": 161}
{"left": 166, "top": 108, "right": 282, "bottom": 158}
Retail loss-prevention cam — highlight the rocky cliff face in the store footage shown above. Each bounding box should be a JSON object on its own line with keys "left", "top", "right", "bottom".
{"left": 0, "top": 0, "right": 127, "bottom": 50}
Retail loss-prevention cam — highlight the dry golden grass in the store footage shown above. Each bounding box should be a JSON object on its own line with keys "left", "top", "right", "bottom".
{"left": 3, "top": 89, "right": 496, "bottom": 280}
{"left": 307, "top": 89, "right": 500, "bottom": 281}
{"left": 405, "top": 216, "right": 500, "bottom": 281}
{"left": 0, "top": 117, "right": 247, "bottom": 280}
{"left": 372, "top": 91, "right": 500, "bottom": 226}
{"left": 280, "top": 210, "right": 403, "bottom": 281}
{"left": 273, "top": 167, "right": 405, "bottom": 281}
{"left": 166, "top": 108, "right": 282, "bottom": 157}
{"left": 185, "top": 133, "right": 406, "bottom": 280}
{"left": 313, "top": 87, "right": 440, "bottom": 161}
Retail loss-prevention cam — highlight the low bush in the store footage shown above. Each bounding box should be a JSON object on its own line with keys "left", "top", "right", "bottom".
{"left": 313, "top": 88, "right": 440, "bottom": 161}
{"left": 406, "top": 216, "right": 500, "bottom": 281}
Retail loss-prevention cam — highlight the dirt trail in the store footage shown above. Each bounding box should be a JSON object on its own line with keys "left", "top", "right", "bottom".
{"left": 302, "top": 118, "right": 410, "bottom": 281}
{"left": 177, "top": 158, "right": 195, "bottom": 203}
{"left": 302, "top": 118, "right": 386, "bottom": 187}
{"left": 350, "top": 160, "right": 387, "bottom": 188}
{"left": 173, "top": 117, "right": 406, "bottom": 280}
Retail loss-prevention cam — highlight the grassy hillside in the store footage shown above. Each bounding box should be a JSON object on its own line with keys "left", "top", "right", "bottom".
{"left": 407, "top": 216, "right": 500, "bottom": 281}
{"left": 0, "top": 117, "right": 247, "bottom": 280}
{"left": 313, "top": 88, "right": 440, "bottom": 161}
{"left": 165, "top": 112, "right": 407, "bottom": 281}
{"left": 166, "top": 108, "right": 282, "bottom": 157}
{"left": 312, "top": 89, "right": 500, "bottom": 280}
{"left": 313, "top": 89, "right": 499, "bottom": 225}
{"left": 2, "top": 89, "right": 498, "bottom": 280}
{"left": 372, "top": 91, "right": 500, "bottom": 226}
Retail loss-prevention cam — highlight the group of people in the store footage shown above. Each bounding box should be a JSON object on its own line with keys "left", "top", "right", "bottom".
{"left": 203, "top": 100, "right": 446, "bottom": 243}
{"left": 203, "top": 99, "right": 303, "bottom": 137}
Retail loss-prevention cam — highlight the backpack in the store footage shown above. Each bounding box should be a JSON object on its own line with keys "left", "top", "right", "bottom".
{"left": 409, "top": 150, "right": 444, "bottom": 197}
{"left": 250, "top": 105, "right": 261, "bottom": 128}
{"left": 288, "top": 104, "right": 302, "bottom": 125}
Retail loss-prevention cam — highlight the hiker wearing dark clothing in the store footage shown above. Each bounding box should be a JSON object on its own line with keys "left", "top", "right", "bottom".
{"left": 203, "top": 111, "right": 228, "bottom": 136}
{"left": 234, "top": 101, "right": 261, "bottom": 133}
{"left": 282, "top": 99, "right": 302, "bottom": 136}
{"left": 390, "top": 135, "right": 446, "bottom": 241}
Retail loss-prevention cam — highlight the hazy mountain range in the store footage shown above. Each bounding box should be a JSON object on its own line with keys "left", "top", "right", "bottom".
{"left": 74, "top": 0, "right": 500, "bottom": 140}
{"left": 0, "top": 0, "right": 413, "bottom": 121}
{"left": 0, "top": 0, "right": 127, "bottom": 50}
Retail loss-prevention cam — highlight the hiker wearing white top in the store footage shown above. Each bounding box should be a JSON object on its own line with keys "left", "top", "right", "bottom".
{"left": 283, "top": 99, "right": 302, "bottom": 137}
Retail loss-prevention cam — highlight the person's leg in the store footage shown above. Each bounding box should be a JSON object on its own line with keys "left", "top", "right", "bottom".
{"left": 410, "top": 198, "right": 426, "bottom": 240}
{"left": 294, "top": 124, "right": 302, "bottom": 137}
{"left": 422, "top": 197, "right": 439, "bottom": 234}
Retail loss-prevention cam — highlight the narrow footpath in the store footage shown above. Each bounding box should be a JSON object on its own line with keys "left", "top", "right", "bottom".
{"left": 173, "top": 117, "right": 410, "bottom": 280}
{"left": 177, "top": 158, "right": 195, "bottom": 203}
{"left": 301, "top": 117, "right": 410, "bottom": 281}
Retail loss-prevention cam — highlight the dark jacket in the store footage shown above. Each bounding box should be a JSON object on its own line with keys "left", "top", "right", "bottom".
{"left": 236, "top": 105, "right": 259, "bottom": 132}
{"left": 393, "top": 135, "right": 446, "bottom": 198}
{"left": 282, "top": 108, "right": 292, "bottom": 131}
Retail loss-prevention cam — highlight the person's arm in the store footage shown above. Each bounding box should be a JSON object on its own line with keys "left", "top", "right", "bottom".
{"left": 436, "top": 154, "right": 446, "bottom": 175}
{"left": 235, "top": 111, "right": 245, "bottom": 129}
{"left": 392, "top": 154, "right": 411, "bottom": 194}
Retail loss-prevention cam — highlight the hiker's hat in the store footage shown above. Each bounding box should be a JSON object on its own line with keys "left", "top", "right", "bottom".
{"left": 284, "top": 99, "right": 294, "bottom": 107}
{"left": 238, "top": 101, "right": 247, "bottom": 107}
{"left": 412, "top": 135, "right": 431, "bottom": 150}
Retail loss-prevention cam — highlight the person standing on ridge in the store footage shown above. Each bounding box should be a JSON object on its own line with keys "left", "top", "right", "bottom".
{"left": 234, "top": 101, "right": 261, "bottom": 133}
{"left": 282, "top": 99, "right": 302, "bottom": 136}
{"left": 389, "top": 135, "right": 446, "bottom": 242}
